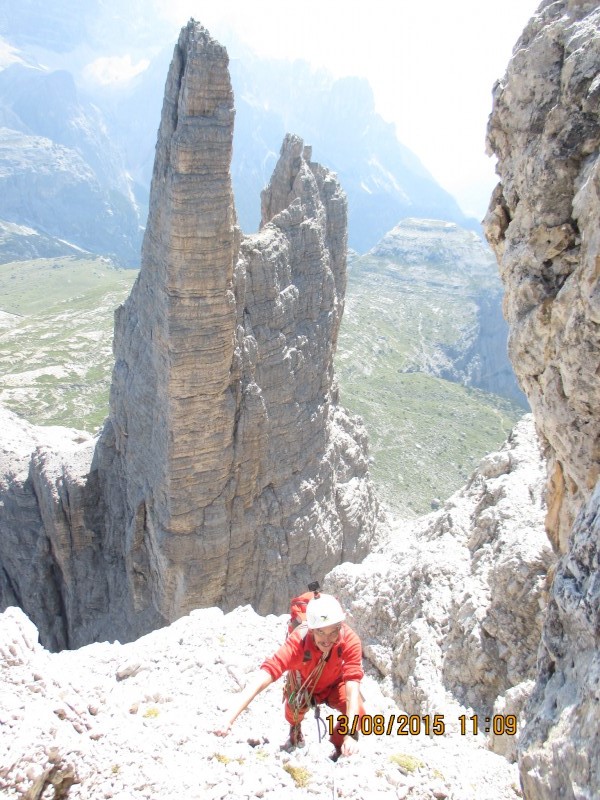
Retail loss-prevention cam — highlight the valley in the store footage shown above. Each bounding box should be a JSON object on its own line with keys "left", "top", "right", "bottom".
{"left": 0, "top": 257, "right": 136, "bottom": 431}
{"left": 336, "top": 222, "right": 525, "bottom": 515}
{"left": 0, "top": 251, "right": 523, "bottom": 517}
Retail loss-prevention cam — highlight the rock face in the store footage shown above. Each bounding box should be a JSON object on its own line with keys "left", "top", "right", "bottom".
{"left": 0, "top": 405, "right": 157, "bottom": 651}
{"left": 484, "top": 0, "right": 600, "bottom": 553}
{"left": 326, "top": 416, "right": 553, "bottom": 742}
{"left": 484, "top": 2, "right": 600, "bottom": 797}
{"left": 0, "top": 407, "right": 98, "bottom": 651}
{"left": 518, "top": 486, "right": 600, "bottom": 798}
{"left": 0, "top": 22, "right": 379, "bottom": 648}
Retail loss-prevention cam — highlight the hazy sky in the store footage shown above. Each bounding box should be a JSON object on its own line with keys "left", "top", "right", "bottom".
{"left": 147, "top": 0, "right": 541, "bottom": 219}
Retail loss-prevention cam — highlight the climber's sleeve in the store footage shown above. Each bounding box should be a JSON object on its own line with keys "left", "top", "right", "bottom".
{"left": 260, "top": 632, "right": 304, "bottom": 682}
{"left": 341, "top": 627, "right": 364, "bottom": 683}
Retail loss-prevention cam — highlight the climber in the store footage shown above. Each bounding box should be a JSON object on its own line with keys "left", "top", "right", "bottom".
{"left": 214, "top": 594, "right": 366, "bottom": 760}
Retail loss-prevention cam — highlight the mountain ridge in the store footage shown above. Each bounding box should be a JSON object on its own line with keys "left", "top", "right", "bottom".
{"left": 0, "top": 6, "right": 476, "bottom": 262}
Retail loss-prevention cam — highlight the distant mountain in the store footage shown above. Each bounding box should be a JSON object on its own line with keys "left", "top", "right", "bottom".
{"left": 352, "top": 218, "right": 527, "bottom": 404}
{"left": 0, "top": 6, "right": 478, "bottom": 262}
{"left": 335, "top": 218, "right": 528, "bottom": 513}
{"left": 0, "top": 219, "right": 86, "bottom": 263}
{"left": 370, "top": 217, "right": 495, "bottom": 271}
{"left": 0, "top": 63, "right": 142, "bottom": 265}
{"left": 229, "top": 57, "right": 478, "bottom": 249}
{"left": 109, "top": 49, "right": 478, "bottom": 251}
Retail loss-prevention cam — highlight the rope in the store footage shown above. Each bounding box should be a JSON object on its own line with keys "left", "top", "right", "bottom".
{"left": 285, "top": 653, "right": 328, "bottom": 725}
{"left": 314, "top": 703, "right": 328, "bottom": 743}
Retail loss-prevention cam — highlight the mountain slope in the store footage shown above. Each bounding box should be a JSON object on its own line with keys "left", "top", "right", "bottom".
{"left": 0, "top": 604, "right": 521, "bottom": 799}
{"left": 0, "top": 63, "right": 142, "bottom": 264}
{"left": 335, "top": 219, "right": 526, "bottom": 515}
{"left": 343, "top": 218, "right": 527, "bottom": 403}
{"left": 0, "top": 219, "right": 87, "bottom": 262}
{"left": 0, "top": 257, "right": 136, "bottom": 430}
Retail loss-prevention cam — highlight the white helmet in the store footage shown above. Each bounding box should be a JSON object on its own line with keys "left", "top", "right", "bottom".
{"left": 306, "top": 594, "right": 345, "bottom": 629}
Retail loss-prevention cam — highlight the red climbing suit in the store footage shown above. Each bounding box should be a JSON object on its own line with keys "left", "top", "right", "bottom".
{"left": 260, "top": 623, "right": 366, "bottom": 747}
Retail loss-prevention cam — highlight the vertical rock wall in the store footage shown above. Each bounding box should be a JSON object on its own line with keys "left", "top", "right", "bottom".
{"left": 100, "top": 23, "right": 379, "bottom": 624}
{"left": 0, "top": 408, "right": 100, "bottom": 651}
{"left": 484, "top": 2, "right": 600, "bottom": 796}
{"left": 485, "top": 0, "right": 600, "bottom": 553}
{"left": 99, "top": 23, "right": 241, "bottom": 623}
{"left": 231, "top": 134, "right": 376, "bottom": 612}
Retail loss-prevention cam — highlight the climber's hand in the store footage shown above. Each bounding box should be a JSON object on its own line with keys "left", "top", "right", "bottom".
{"left": 214, "top": 717, "right": 233, "bottom": 737}
{"left": 341, "top": 735, "right": 359, "bottom": 757}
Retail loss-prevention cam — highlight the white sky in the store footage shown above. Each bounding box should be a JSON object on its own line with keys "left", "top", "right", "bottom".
{"left": 153, "top": 0, "right": 541, "bottom": 218}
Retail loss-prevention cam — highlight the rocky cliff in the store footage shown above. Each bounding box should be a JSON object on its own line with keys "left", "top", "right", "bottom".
{"left": 0, "top": 22, "right": 379, "bottom": 649}
{"left": 485, "top": 0, "right": 599, "bottom": 553}
{"left": 327, "top": 415, "right": 553, "bottom": 758}
{"left": 484, "top": 1, "right": 600, "bottom": 796}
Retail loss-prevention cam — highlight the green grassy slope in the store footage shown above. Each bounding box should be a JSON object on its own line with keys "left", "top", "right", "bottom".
{"left": 335, "top": 253, "right": 523, "bottom": 516}
{"left": 338, "top": 369, "right": 521, "bottom": 517}
{"left": 339, "top": 254, "right": 481, "bottom": 373}
{"left": 0, "top": 257, "right": 137, "bottom": 431}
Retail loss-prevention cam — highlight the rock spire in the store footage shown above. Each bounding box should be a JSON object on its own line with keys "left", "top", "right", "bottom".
{"left": 0, "top": 21, "right": 379, "bottom": 648}
{"left": 99, "top": 22, "right": 379, "bottom": 621}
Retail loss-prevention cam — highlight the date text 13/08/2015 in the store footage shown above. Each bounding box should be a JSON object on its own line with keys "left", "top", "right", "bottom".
{"left": 327, "top": 714, "right": 517, "bottom": 737}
